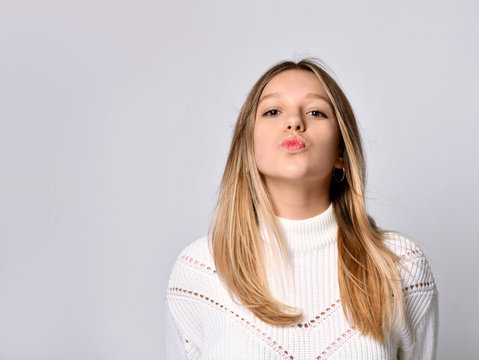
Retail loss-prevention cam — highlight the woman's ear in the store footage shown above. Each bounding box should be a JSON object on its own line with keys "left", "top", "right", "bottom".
{"left": 334, "top": 149, "right": 344, "bottom": 169}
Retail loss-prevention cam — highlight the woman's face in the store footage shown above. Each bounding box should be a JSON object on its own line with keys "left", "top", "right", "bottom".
{"left": 253, "top": 69, "right": 343, "bottom": 186}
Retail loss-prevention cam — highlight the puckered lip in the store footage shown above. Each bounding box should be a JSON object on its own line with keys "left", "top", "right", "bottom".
{"left": 280, "top": 135, "right": 306, "bottom": 152}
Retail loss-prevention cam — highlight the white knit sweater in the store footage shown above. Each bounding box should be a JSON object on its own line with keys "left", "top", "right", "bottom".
{"left": 165, "top": 203, "right": 438, "bottom": 359}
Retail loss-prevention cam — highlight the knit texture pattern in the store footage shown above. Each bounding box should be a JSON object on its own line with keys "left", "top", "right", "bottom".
{"left": 165, "top": 203, "right": 438, "bottom": 359}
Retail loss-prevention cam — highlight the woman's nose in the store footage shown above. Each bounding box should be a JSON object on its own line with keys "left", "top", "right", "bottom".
{"left": 285, "top": 115, "right": 305, "bottom": 132}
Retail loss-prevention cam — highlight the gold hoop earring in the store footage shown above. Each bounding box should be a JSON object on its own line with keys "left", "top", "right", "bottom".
{"left": 333, "top": 167, "right": 345, "bottom": 182}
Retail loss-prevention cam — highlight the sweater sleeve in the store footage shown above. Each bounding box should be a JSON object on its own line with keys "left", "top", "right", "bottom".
{"left": 409, "top": 289, "right": 439, "bottom": 360}
{"left": 393, "top": 239, "right": 439, "bottom": 360}
{"left": 165, "top": 245, "right": 204, "bottom": 360}
{"left": 165, "top": 294, "right": 202, "bottom": 360}
{"left": 165, "top": 299, "right": 188, "bottom": 360}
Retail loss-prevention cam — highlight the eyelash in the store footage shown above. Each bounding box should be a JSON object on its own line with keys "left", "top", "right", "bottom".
{"left": 262, "top": 109, "right": 327, "bottom": 118}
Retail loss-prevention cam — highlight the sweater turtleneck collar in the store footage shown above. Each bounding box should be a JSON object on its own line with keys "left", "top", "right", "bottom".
{"left": 275, "top": 202, "right": 338, "bottom": 251}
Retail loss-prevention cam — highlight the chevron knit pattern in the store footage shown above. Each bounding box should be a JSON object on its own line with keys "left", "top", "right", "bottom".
{"left": 165, "top": 203, "right": 438, "bottom": 359}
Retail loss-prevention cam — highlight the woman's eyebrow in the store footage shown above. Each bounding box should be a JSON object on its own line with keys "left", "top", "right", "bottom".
{"left": 258, "top": 92, "right": 332, "bottom": 106}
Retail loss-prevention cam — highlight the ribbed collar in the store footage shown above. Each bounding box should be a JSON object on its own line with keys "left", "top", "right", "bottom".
{"left": 275, "top": 202, "right": 338, "bottom": 251}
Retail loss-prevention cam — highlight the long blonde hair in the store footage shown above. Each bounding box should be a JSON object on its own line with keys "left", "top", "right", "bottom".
{"left": 209, "top": 58, "right": 404, "bottom": 343}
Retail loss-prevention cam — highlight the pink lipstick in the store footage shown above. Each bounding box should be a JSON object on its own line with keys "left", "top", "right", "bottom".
{"left": 281, "top": 136, "right": 306, "bottom": 153}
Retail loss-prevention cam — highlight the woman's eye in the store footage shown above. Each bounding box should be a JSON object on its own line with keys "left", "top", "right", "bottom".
{"left": 262, "top": 109, "right": 327, "bottom": 117}
{"left": 308, "top": 110, "right": 327, "bottom": 118}
{"left": 263, "top": 109, "right": 280, "bottom": 116}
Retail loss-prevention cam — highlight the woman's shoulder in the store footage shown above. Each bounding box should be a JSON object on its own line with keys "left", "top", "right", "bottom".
{"left": 381, "top": 231, "right": 437, "bottom": 298}
{"left": 166, "top": 236, "right": 217, "bottom": 289}
{"left": 164, "top": 236, "right": 219, "bottom": 350}
{"left": 381, "top": 233, "right": 439, "bottom": 352}
{"left": 177, "top": 235, "right": 214, "bottom": 262}
{"left": 381, "top": 230, "right": 425, "bottom": 258}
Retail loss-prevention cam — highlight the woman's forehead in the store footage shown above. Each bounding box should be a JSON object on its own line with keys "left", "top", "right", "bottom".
{"left": 261, "top": 69, "right": 328, "bottom": 100}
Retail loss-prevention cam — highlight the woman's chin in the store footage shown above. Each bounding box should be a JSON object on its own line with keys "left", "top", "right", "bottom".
{"left": 266, "top": 171, "right": 320, "bottom": 184}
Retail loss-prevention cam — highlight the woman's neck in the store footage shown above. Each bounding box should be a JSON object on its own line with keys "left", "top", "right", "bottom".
{"left": 264, "top": 177, "right": 331, "bottom": 220}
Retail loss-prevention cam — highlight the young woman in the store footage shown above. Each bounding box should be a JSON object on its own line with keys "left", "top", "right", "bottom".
{"left": 165, "top": 58, "right": 438, "bottom": 359}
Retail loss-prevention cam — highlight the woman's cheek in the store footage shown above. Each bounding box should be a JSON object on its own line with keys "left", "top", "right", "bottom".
{"left": 253, "top": 128, "right": 268, "bottom": 163}
{"left": 254, "top": 141, "right": 268, "bottom": 171}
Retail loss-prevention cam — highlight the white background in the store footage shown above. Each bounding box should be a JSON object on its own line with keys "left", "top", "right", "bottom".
{"left": 1, "top": 0, "right": 477, "bottom": 358}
